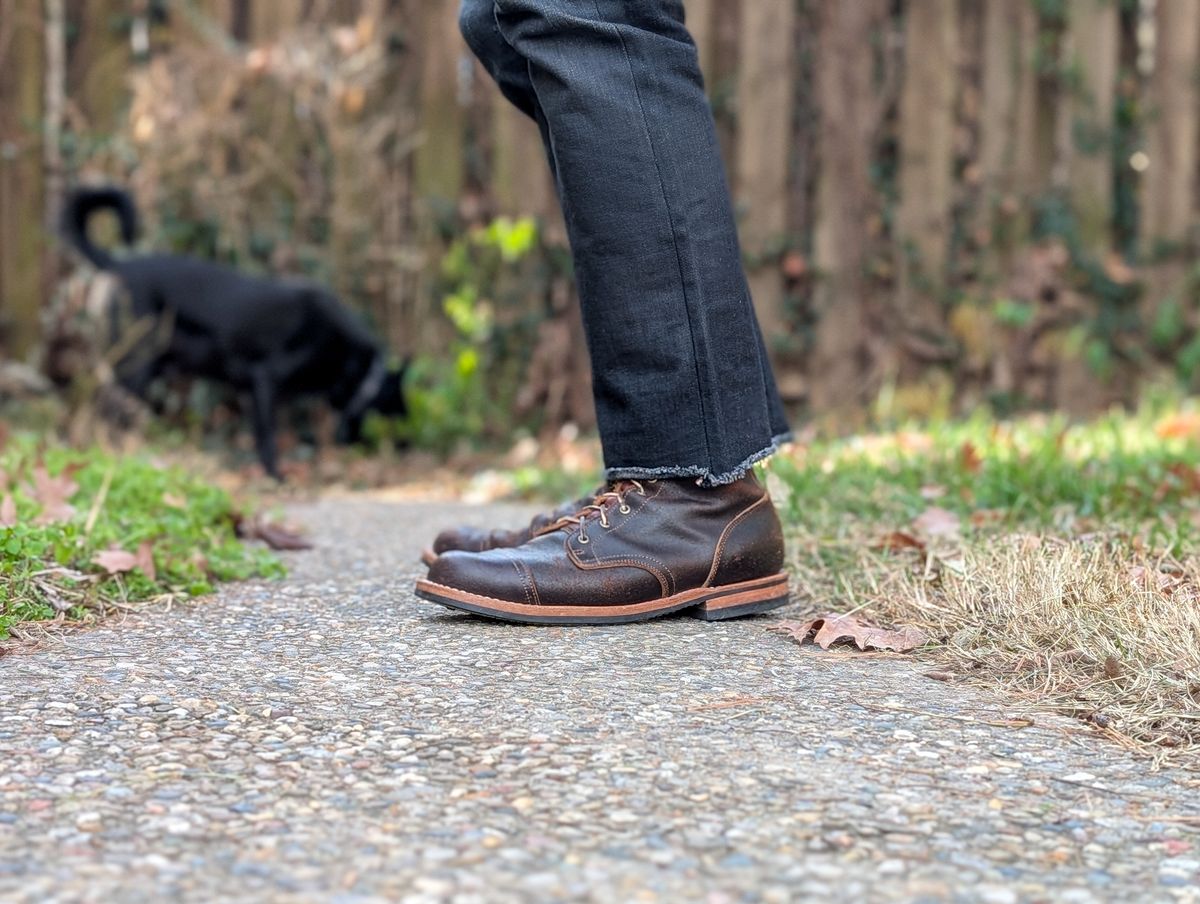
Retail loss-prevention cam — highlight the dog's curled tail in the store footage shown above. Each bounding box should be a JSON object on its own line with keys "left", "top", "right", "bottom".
{"left": 60, "top": 185, "right": 139, "bottom": 270}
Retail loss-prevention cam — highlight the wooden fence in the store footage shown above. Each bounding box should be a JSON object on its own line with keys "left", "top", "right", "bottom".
{"left": 3, "top": 0, "right": 1200, "bottom": 422}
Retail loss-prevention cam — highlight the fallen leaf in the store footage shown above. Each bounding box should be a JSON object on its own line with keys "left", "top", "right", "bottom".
{"left": 960, "top": 441, "right": 983, "bottom": 473}
{"left": 233, "top": 513, "right": 313, "bottom": 551}
{"left": 913, "top": 506, "right": 961, "bottom": 539}
{"left": 774, "top": 614, "right": 928, "bottom": 653}
{"left": 969, "top": 508, "right": 1005, "bottom": 527}
{"left": 30, "top": 465, "right": 78, "bottom": 525}
{"left": 877, "top": 530, "right": 925, "bottom": 552}
{"left": 0, "top": 493, "right": 15, "bottom": 527}
{"left": 1103, "top": 656, "right": 1123, "bottom": 679}
{"left": 92, "top": 549, "right": 139, "bottom": 575}
{"left": 135, "top": 541, "right": 156, "bottom": 582}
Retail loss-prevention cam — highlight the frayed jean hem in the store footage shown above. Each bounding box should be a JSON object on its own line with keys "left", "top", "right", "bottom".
{"left": 604, "top": 432, "right": 793, "bottom": 488}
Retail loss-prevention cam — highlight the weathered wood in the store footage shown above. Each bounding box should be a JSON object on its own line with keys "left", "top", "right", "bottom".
{"left": 684, "top": 0, "right": 716, "bottom": 85}
{"left": 248, "top": 0, "right": 306, "bottom": 42}
{"left": 1141, "top": 0, "right": 1200, "bottom": 256}
{"left": 491, "top": 101, "right": 558, "bottom": 232}
{"left": 735, "top": 0, "right": 796, "bottom": 353}
{"left": 1064, "top": 0, "right": 1119, "bottom": 255}
{"left": 0, "top": 0, "right": 47, "bottom": 358}
{"left": 895, "top": 0, "right": 958, "bottom": 358}
{"left": 977, "top": 0, "right": 1040, "bottom": 278}
{"left": 44, "top": 0, "right": 65, "bottom": 299}
{"left": 65, "top": 0, "right": 130, "bottom": 134}
{"left": 414, "top": 0, "right": 465, "bottom": 204}
{"left": 1138, "top": 0, "right": 1200, "bottom": 332}
{"left": 809, "top": 0, "right": 886, "bottom": 413}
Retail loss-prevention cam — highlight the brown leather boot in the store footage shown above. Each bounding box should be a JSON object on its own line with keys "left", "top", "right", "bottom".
{"left": 420, "top": 487, "right": 603, "bottom": 566}
{"left": 415, "top": 474, "right": 789, "bottom": 624}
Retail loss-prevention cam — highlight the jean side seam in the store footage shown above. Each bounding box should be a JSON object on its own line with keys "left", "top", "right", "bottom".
{"left": 592, "top": 2, "right": 715, "bottom": 472}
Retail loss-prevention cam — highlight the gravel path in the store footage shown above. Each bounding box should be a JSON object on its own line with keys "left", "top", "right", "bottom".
{"left": 2, "top": 497, "right": 1199, "bottom": 904}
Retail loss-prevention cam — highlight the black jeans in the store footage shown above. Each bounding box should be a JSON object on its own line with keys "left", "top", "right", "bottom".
{"left": 459, "top": 0, "right": 791, "bottom": 485}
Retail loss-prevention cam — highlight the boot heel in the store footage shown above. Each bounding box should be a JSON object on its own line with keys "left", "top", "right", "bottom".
{"left": 686, "top": 574, "right": 790, "bottom": 621}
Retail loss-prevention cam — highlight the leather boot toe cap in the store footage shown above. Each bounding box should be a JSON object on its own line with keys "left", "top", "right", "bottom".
{"left": 426, "top": 548, "right": 537, "bottom": 605}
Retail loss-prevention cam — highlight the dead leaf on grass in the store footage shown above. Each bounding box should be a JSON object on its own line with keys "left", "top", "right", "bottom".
{"left": 29, "top": 465, "right": 79, "bottom": 524}
{"left": 0, "top": 493, "right": 16, "bottom": 527}
{"left": 960, "top": 441, "right": 983, "bottom": 473}
{"left": 233, "top": 513, "right": 313, "bottom": 550}
{"left": 913, "top": 506, "right": 961, "bottom": 539}
{"left": 774, "top": 614, "right": 928, "bottom": 653}
{"left": 92, "top": 548, "right": 139, "bottom": 575}
{"left": 877, "top": 530, "right": 925, "bottom": 552}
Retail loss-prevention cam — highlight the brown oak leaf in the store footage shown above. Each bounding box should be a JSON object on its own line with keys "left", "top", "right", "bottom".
{"left": 960, "top": 441, "right": 983, "bottom": 473}
{"left": 913, "top": 506, "right": 961, "bottom": 539}
{"left": 30, "top": 465, "right": 79, "bottom": 525}
{"left": 773, "top": 614, "right": 928, "bottom": 653}
{"left": 93, "top": 549, "right": 139, "bottom": 574}
{"left": 877, "top": 530, "right": 925, "bottom": 552}
{"left": 94, "top": 542, "right": 157, "bottom": 580}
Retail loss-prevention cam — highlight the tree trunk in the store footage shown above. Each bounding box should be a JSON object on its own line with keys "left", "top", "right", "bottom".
{"left": 1064, "top": 0, "right": 1118, "bottom": 256}
{"left": 0, "top": 0, "right": 46, "bottom": 359}
{"left": 735, "top": 0, "right": 796, "bottom": 360}
{"left": 1141, "top": 0, "right": 1200, "bottom": 322}
{"left": 895, "top": 0, "right": 958, "bottom": 370}
{"left": 809, "top": 0, "right": 886, "bottom": 413}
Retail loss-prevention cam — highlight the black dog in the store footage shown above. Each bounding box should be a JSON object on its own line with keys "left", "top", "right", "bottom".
{"left": 61, "top": 186, "right": 407, "bottom": 479}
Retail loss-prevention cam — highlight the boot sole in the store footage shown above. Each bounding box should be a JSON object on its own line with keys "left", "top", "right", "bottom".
{"left": 413, "top": 573, "right": 790, "bottom": 625}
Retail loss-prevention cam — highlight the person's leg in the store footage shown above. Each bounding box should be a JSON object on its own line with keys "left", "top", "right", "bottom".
{"left": 417, "top": 0, "right": 792, "bottom": 623}
{"left": 492, "top": 0, "right": 789, "bottom": 485}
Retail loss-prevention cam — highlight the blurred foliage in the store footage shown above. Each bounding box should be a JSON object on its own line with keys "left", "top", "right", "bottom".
{"left": 0, "top": 435, "right": 282, "bottom": 639}
{"left": 397, "top": 216, "right": 544, "bottom": 453}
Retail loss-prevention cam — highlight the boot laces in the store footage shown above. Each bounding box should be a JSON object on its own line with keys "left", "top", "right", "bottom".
{"left": 545, "top": 479, "right": 648, "bottom": 543}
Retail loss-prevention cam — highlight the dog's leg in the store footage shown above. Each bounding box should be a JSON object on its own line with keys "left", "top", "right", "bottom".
{"left": 250, "top": 366, "right": 281, "bottom": 481}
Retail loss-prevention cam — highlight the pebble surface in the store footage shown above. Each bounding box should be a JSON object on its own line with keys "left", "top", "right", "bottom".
{"left": 2, "top": 497, "right": 1199, "bottom": 903}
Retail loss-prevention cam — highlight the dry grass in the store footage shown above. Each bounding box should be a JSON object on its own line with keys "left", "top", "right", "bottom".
{"left": 880, "top": 537, "right": 1200, "bottom": 753}
{"left": 771, "top": 407, "right": 1200, "bottom": 763}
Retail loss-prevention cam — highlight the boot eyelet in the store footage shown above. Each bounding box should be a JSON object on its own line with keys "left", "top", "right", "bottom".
{"left": 578, "top": 534, "right": 589, "bottom": 544}
{"left": 619, "top": 504, "right": 631, "bottom": 514}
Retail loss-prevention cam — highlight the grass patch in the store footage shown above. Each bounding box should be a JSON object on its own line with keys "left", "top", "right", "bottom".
{"left": 0, "top": 437, "right": 283, "bottom": 642}
{"left": 768, "top": 407, "right": 1200, "bottom": 761}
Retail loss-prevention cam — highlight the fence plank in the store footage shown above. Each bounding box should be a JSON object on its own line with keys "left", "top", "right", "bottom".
{"left": 0, "top": 0, "right": 47, "bottom": 359}
{"left": 1064, "top": 0, "right": 1118, "bottom": 256}
{"left": 977, "top": 0, "right": 1039, "bottom": 279}
{"left": 491, "top": 100, "right": 558, "bottom": 232}
{"left": 735, "top": 0, "right": 795, "bottom": 354}
{"left": 895, "top": 0, "right": 958, "bottom": 371}
{"left": 809, "top": 0, "right": 886, "bottom": 413}
{"left": 415, "top": 0, "right": 465, "bottom": 205}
